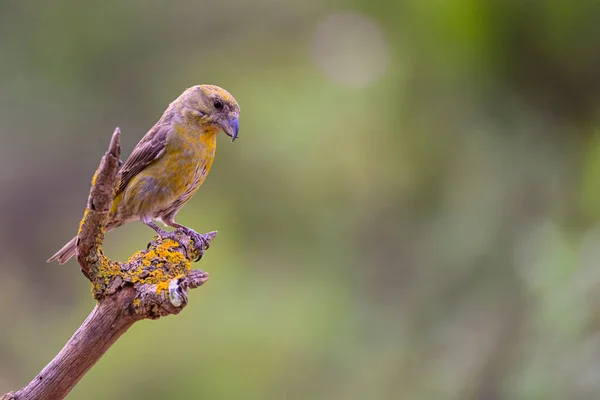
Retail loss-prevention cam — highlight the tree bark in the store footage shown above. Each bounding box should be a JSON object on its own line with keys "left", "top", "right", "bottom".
{"left": 2, "top": 128, "right": 214, "bottom": 400}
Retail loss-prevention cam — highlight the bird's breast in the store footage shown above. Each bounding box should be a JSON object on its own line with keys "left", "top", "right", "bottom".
{"left": 162, "top": 126, "right": 216, "bottom": 198}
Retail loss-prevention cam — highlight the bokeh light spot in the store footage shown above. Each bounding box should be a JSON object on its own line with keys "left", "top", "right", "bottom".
{"left": 311, "top": 11, "right": 390, "bottom": 88}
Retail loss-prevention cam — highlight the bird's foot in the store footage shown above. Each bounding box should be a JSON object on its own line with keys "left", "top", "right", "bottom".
{"left": 175, "top": 227, "right": 211, "bottom": 262}
{"left": 146, "top": 222, "right": 212, "bottom": 262}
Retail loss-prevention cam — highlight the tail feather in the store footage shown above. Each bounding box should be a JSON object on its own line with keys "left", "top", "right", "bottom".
{"left": 47, "top": 236, "right": 78, "bottom": 265}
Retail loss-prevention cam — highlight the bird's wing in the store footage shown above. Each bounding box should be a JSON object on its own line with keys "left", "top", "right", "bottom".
{"left": 115, "top": 121, "right": 169, "bottom": 195}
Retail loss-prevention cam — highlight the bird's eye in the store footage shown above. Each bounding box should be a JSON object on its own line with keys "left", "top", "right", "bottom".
{"left": 213, "top": 100, "right": 223, "bottom": 110}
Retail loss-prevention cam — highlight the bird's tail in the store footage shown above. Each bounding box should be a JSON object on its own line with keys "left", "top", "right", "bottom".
{"left": 47, "top": 236, "right": 78, "bottom": 265}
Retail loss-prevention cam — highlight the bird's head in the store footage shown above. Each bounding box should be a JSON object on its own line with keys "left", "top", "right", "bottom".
{"left": 179, "top": 84, "right": 240, "bottom": 141}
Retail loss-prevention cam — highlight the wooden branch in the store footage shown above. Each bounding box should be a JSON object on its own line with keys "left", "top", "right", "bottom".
{"left": 76, "top": 127, "right": 122, "bottom": 280}
{"left": 2, "top": 128, "right": 214, "bottom": 400}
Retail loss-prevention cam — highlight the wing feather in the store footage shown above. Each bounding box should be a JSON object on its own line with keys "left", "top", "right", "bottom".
{"left": 115, "top": 120, "right": 170, "bottom": 195}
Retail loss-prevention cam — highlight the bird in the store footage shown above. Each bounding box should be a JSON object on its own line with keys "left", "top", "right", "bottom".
{"left": 48, "top": 84, "right": 240, "bottom": 264}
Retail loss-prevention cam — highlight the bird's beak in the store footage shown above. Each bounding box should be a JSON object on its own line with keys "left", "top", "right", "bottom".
{"left": 221, "top": 116, "right": 239, "bottom": 142}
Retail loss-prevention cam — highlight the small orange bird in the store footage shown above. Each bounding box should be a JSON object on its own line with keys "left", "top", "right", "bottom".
{"left": 48, "top": 85, "right": 240, "bottom": 264}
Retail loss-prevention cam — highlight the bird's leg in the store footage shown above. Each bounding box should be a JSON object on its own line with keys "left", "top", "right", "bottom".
{"left": 163, "top": 219, "right": 211, "bottom": 261}
{"left": 142, "top": 219, "right": 172, "bottom": 238}
{"left": 141, "top": 218, "right": 187, "bottom": 253}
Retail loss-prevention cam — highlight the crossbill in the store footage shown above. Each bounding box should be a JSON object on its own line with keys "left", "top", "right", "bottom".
{"left": 48, "top": 85, "right": 240, "bottom": 264}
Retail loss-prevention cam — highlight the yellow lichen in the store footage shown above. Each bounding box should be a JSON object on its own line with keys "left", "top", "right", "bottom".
{"left": 91, "top": 169, "right": 99, "bottom": 187}
{"left": 77, "top": 208, "right": 90, "bottom": 235}
{"left": 156, "top": 274, "right": 185, "bottom": 295}
{"left": 155, "top": 280, "right": 170, "bottom": 294}
{"left": 91, "top": 237, "right": 191, "bottom": 298}
{"left": 132, "top": 298, "right": 142, "bottom": 313}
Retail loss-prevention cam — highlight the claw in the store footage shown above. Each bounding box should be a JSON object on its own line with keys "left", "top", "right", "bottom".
{"left": 185, "top": 231, "right": 208, "bottom": 262}
{"left": 157, "top": 226, "right": 211, "bottom": 262}
{"left": 144, "top": 220, "right": 207, "bottom": 260}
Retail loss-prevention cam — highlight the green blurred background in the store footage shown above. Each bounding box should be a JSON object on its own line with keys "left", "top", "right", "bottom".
{"left": 2, "top": 0, "right": 600, "bottom": 399}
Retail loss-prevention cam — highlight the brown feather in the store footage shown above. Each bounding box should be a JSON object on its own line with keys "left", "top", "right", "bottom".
{"left": 116, "top": 116, "right": 171, "bottom": 195}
